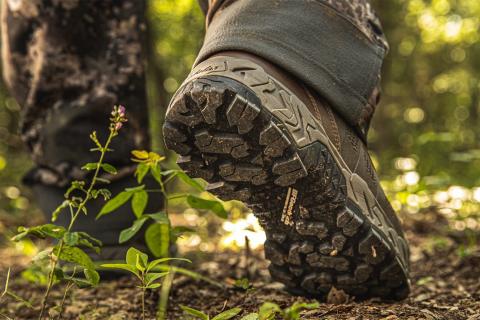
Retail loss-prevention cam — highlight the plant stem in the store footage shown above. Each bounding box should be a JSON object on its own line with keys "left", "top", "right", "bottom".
{"left": 156, "top": 269, "right": 174, "bottom": 320}
{"left": 142, "top": 287, "right": 146, "bottom": 320}
{"left": 56, "top": 268, "right": 76, "bottom": 320}
{"left": 56, "top": 280, "right": 74, "bottom": 320}
{"left": 38, "top": 129, "right": 116, "bottom": 320}
{"left": 151, "top": 265, "right": 224, "bottom": 289}
{"left": 156, "top": 170, "right": 172, "bottom": 320}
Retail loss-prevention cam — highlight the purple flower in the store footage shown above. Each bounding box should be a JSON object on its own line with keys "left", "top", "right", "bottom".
{"left": 115, "top": 122, "right": 123, "bottom": 131}
{"left": 118, "top": 105, "right": 126, "bottom": 117}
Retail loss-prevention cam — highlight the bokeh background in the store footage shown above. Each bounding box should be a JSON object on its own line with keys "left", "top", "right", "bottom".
{"left": 1, "top": 0, "right": 480, "bottom": 240}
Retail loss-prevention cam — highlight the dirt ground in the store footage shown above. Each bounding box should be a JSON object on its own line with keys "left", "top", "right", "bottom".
{"left": 1, "top": 210, "right": 480, "bottom": 320}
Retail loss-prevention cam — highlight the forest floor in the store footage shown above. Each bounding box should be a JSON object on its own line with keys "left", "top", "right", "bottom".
{"left": 0, "top": 209, "right": 479, "bottom": 320}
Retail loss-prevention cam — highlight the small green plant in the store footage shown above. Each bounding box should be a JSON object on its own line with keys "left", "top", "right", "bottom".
{"left": 97, "top": 149, "right": 227, "bottom": 258}
{"left": 102, "top": 247, "right": 190, "bottom": 320}
{"left": 97, "top": 145, "right": 228, "bottom": 319}
{"left": 180, "top": 305, "right": 242, "bottom": 320}
{"left": 241, "top": 301, "right": 320, "bottom": 320}
{"left": 10, "top": 105, "right": 128, "bottom": 319}
{"left": 234, "top": 278, "right": 253, "bottom": 291}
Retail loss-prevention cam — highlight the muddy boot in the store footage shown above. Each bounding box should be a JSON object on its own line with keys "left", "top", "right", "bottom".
{"left": 162, "top": 51, "right": 410, "bottom": 300}
{"left": 32, "top": 176, "right": 162, "bottom": 262}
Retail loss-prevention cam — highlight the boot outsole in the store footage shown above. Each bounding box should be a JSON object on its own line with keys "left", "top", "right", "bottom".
{"left": 163, "top": 57, "right": 410, "bottom": 300}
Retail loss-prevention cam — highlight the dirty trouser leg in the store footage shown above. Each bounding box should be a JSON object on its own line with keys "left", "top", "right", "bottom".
{"left": 196, "top": 0, "right": 388, "bottom": 139}
{"left": 1, "top": 0, "right": 151, "bottom": 253}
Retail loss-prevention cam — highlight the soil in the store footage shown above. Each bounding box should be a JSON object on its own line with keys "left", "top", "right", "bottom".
{"left": 1, "top": 210, "right": 480, "bottom": 320}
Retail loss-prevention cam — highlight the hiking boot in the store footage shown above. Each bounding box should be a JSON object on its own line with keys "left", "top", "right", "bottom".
{"left": 163, "top": 52, "right": 410, "bottom": 300}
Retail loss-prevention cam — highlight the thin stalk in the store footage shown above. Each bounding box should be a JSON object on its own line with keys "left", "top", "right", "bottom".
{"left": 56, "top": 281, "right": 74, "bottom": 320}
{"left": 156, "top": 269, "right": 174, "bottom": 320}
{"left": 142, "top": 287, "right": 146, "bottom": 320}
{"left": 151, "top": 265, "right": 224, "bottom": 289}
{"left": 56, "top": 268, "right": 77, "bottom": 320}
{"left": 156, "top": 170, "right": 172, "bottom": 320}
{"left": 2, "top": 268, "right": 33, "bottom": 309}
{"left": 38, "top": 129, "right": 116, "bottom": 320}
{"left": 158, "top": 174, "right": 170, "bottom": 259}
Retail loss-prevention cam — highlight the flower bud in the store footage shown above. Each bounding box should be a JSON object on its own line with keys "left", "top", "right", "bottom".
{"left": 118, "top": 105, "right": 126, "bottom": 116}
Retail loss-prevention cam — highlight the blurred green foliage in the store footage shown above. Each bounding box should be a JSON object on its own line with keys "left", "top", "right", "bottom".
{"left": 1, "top": 0, "right": 480, "bottom": 226}
{"left": 372, "top": 0, "right": 480, "bottom": 188}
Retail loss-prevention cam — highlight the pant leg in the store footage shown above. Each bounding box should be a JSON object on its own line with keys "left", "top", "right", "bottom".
{"left": 196, "top": 0, "right": 387, "bottom": 139}
{"left": 1, "top": 0, "right": 153, "bottom": 252}
{"left": 1, "top": 0, "right": 150, "bottom": 188}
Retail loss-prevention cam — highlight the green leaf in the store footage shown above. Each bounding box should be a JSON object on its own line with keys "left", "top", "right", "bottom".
{"left": 12, "top": 224, "right": 66, "bottom": 241}
{"left": 211, "top": 308, "right": 242, "bottom": 320}
{"left": 55, "top": 246, "right": 95, "bottom": 269}
{"left": 148, "top": 264, "right": 224, "bottom": 289}
{"left": 187, "top": 195, "right": 227, "bottom": 219}
{"left": 100, "top": 263, "right": 138, "bottom": 277}
{"left": 101, "top": 163, "right": 117, "bottom": 175}
{"left": 145, "top": 272, "right": 169, "bottom": 285}
{"left": 171, "top": 226, "right": 195, "bottom": 242}
{"left": 167, "top": 193, "right": 189, "bottom": 201}
{"left": 32, "top": 249, "right": 51, "bottom": 263}
{"left": 240, "top": 314, "right": 259, "bottom": 320}
{"left": 79, "top": 232, "right": 102, "bottom": 245}
{"left": 63, "top": 232, "right": 80, "bottom": 246}
{"left": 172, "top": 226, "right": 195, "bottom": 234}
{"left": 126, "top": 247, "right": 148, "bottom": 268}
{"left": 53, "top": 267, "right": 64, "bottom": 282}
{"left": 55, "top": 246, "right": 99, "bottom": 286}
{"left": 146, "top": 212, "right": 169, "bottom": 224}
{"left": 97, "top": 189, "right": 112, "bottom": 201}
{"left": 147, "top": 257, "right": 191, "bottom": 272}
{"left": 284, "top": 302, "right": 319, "bottom": 319}
{"left": 84, "top": 268, "right": 100, "bottom": 286}
{"left": 258, "top": 303, "right": 281, "bottom": 320}
{"left": 159, "top": 169, "right": 178, "bottom": 176}
{"left": 146, "top": 283, "right": 162, "bottom": 289}
{"left": 69, "top": 277, "right": 94, "bottom": 289}
{"left": 135, "top": 163, "right": 149, "bottom": 183}
{"left": 131, "top": 190, "right": 148, "bottom": 218}
{"left": 64, "top": 181, "right": 86, "bottom": 198}
{"left": 96, "top": 191, "right": 133, "bottom": 219}
{"left": 81, "top": 163, "right": 98, "bottom": 171}
{"left": 150, "top": 164, "right": 162, "bottom": 185}
{"left": 234, "top": 278, "right": 252, "bottom": 291}
{"left": 176, "top": 171, "right": 205, "bottom": 191}
{"left": 145, "top": 222, "right": 170, "bottom": 258}
{"left": 51, "top": 200, "right": 70, "bottom": 222}
{"left": 136, "top": 254, "right": 146, "bottom": 272}
{"left": 119, "top": 217, "right": 149, "bottom": 244}
{"left": 180, "top": 305, "right": 209, "bottom": 320}
{"left": 96, "top": 177, "right": 111, "bottom": 184}
{"left": 124, "top": 185, "right": 146, "bottom": 193}
{"left": 63, "top": 232, "right": 102, "bottom": 254}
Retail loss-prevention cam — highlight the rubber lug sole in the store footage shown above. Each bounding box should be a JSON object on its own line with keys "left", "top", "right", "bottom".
{"left": 163, "top": 75, "right": 410, "bottom": 300}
